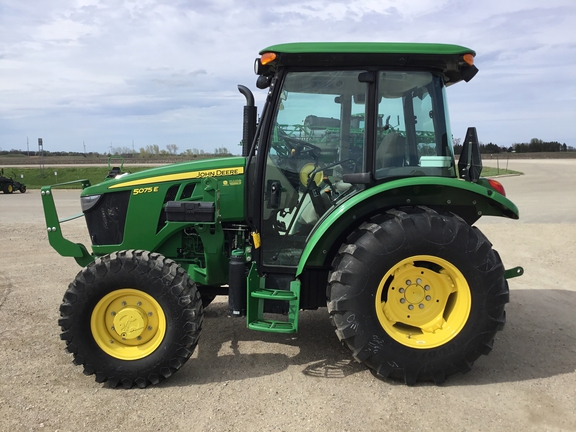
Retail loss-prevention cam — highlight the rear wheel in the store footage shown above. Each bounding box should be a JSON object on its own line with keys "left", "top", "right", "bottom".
{"left": 59, "top": 250, "right": 203, "bottom": 388}
{"left": 328, "top": 207, "right": 508, "bottom": 385}
{"left": 2, "top": 183, "right": 13, "bottom": 194}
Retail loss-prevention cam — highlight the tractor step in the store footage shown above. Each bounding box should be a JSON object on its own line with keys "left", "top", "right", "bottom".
{"left": 248, "top": 320, "right": 297, "bottom": 333}
{"left": 250, "top": 289, "right": 298, "bottom": 301}
{"left": 246, "top": 263, "right": 300, "bottom": 334}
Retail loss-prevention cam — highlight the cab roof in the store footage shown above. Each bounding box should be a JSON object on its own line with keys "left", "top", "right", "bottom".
{"left": 260, "top": 42, "right": 475, "bottom": 56}
{"left": 258, "top": 42, "right": 477, "bottom": 84}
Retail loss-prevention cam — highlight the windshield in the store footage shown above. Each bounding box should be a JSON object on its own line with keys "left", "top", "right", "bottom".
{"left": 274, "top": 70, "right": 367, "bottom": 173}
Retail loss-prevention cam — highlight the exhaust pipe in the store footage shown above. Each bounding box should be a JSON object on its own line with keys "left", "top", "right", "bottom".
{"left": 238, "top": 85, "right": 257, "bottom": 157}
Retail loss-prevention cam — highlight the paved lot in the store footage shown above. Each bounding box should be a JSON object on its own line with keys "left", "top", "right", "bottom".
{"left": 0, "top": 159, "right": 575, "bottom": 431}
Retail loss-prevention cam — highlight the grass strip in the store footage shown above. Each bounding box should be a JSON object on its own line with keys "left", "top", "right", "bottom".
{"left": 3, "top": 165, "right": 522, "bottom": 189}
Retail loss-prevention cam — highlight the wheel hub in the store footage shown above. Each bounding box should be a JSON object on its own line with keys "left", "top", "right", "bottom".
{"left": 91, "top": 288, "right": 166, "bottom": 360}
{"left": 404, "top": 282, "right": 425, "bottom": 304}
{"left": 113, "top": 307, "right": 146, "bottom": 340}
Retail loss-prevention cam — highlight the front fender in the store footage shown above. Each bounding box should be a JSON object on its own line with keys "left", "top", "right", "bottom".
{"left": 296, "top": 177, "right": 519, "bottom": 274}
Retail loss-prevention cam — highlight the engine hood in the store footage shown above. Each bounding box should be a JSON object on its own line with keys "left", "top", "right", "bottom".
{"left": 81, "top": 156, "right": 247, "bottom": 196}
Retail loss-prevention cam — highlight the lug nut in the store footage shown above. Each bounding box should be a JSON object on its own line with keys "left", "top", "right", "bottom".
{"left": 406, "top": 280, "right": 412, "bottom": 285}
{"left": 400, "top": 298, "right": 406, "bottom": 304}
{"left": 111, "top": 311, "right": 116, "bottom": 316}
{"left": 148, "top": 312, "right": 153, "bottom": 316}
{"left": 148, "top": 326, "right": 152, "bottom": 331}
{"left": 416, "top": 278, "right": 422, "bottom": 284}
{"left": 424, "top": 285, "right": 430, "bottom": 291}
{"left": 419, "top": 304, "right": 424, "bottom": 309}
{"left": 399, "top": 288, "right": 405, "bottom": 293}
{"left": 121, "top": 301, "right": 127, "bottom": 306}
{"left": 137, "top": 301, "right": 142, "bottom": 306}
{"left": 408, "top": 305, "right": 414, "bottom": 310}
{"left": 425, "top": 295, "right": 431, "bottom": 301}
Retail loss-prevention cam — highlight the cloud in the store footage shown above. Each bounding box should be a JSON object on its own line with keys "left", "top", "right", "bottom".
{"left": 0, "top": 0, "right": 575, "bottom": 152}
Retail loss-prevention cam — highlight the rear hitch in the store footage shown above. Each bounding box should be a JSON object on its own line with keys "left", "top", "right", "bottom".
{"left": 504, "top": 266, "right": 524, "bottom": 279}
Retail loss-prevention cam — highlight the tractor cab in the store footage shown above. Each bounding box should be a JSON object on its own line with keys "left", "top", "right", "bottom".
{"left": 247, "top": 43, "right": 478, "bottom": 269}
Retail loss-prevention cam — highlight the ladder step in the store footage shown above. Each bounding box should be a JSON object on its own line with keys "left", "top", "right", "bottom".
{"left": 251, "top": 289, "right": 298, "bottom": 301}
{"left": 245, "top": 263, "right": 301, "bottom": 334}
{"left": 248, "top": 320, "right": 297, "bottom": 334}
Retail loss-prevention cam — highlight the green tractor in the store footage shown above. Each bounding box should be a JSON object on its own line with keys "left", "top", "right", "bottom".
{"left": 42, "top": 42, "right": 523, "bottom": 388}
{"left": 1, "top": 168, "right": 26, "bottom": 194}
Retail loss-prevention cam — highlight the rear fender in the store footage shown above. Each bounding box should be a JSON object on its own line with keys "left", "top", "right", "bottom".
{"left": 296, "top": 177, "right": 519, "bottom": 274}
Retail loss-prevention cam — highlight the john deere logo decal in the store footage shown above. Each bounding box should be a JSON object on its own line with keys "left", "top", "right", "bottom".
{"left": 108, "top": 167, "right": 244, "bottom": 189}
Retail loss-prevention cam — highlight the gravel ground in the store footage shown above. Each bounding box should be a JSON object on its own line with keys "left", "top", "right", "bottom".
{"left": 0, "top": 159, "right": 575, "bottom": 432}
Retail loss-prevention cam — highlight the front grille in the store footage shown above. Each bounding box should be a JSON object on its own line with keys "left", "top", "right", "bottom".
{"left": 84, "top": 191, "right": 130, "bottom": 245}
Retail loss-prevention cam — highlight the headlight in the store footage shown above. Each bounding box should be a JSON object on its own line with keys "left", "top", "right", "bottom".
{"left": 81, "top": 194, "right": 102, "bottom": 212}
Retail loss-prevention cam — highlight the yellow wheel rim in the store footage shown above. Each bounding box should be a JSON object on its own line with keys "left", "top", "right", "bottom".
{"left": 91, "top": 289, "right": 166, "bottom": 360}
{"left": 375, "top": 255, "right": 471, "bottom": 349}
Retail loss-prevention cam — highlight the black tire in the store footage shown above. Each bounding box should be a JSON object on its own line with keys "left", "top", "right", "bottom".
{"left": 328, "top": 206, "right": 508, "bottom": 385}
{"left": 59, "top": 250, "right": 203, "bottom": 388}
{"left": 19, "top": 185, "right": 26, "bottom": 193}
{"left": 2, "top": 183, "right": 13, "bottom": 194}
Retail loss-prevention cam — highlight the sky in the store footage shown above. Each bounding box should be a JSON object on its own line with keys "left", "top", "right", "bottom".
{"left": 1, "top": 0, "right": 575, "bottom": 155}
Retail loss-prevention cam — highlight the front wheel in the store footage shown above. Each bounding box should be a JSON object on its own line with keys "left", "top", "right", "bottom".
{"left": 328, "top": 207, "right": 508, "bottom": 385}
{"left": 59, "top": 250, "right": 203, "bottom": 388}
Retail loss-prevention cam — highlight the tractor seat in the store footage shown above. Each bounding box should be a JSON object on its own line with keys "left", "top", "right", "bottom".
{"left": 106, "top": 167, "right": 121, "bottom": 179}
{"left": 376, "top": 133, "right": 406, "bottom": 170}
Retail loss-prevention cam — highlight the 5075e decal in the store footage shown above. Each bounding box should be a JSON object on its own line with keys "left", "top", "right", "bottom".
{"left": 133, "top": 186, "right": 160, "bottom": 195}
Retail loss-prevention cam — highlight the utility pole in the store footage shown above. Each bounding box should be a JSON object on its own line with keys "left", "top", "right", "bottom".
{"left": 38, "top": 138, "right": 45, "bottom": 177}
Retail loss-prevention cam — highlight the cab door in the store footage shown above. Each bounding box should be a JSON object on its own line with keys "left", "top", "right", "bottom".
{"left": 257, "top": 70, "right": 369, "bottom": 269}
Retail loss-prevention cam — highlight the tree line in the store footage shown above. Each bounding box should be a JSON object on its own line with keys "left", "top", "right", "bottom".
{"left": 453, "top": 138, "right": 574, "bottom": 154}
{"left": 0, "top": 144, "right": 232, "bottom": 158}
{"left": 2, "top": 138, "right": 573, "bottom": 157}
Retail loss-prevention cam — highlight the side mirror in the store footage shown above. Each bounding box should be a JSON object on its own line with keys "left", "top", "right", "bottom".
{"left": 458, "top": 127, "right": 482, "bottom": 183}
{"left": 256, "top": 75, "right": 272, "bottom": 89}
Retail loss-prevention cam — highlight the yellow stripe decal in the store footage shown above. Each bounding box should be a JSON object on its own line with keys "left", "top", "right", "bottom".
{"left": 108, "top": 166, "right": 245, "bottom": 189}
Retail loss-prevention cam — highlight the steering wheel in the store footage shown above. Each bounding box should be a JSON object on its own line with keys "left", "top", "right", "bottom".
{"left": 274, "top": 129, "right": 322, "bottom": 160}
{"left": 282, "top": 135, "right": 322, "bottom": 157}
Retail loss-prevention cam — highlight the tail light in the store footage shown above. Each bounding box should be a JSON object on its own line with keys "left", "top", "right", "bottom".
{"left": 487, "top": 179, "right": 506, "bottom": 196}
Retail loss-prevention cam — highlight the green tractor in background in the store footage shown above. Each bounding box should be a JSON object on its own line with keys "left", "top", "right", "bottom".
{"left": 1, "top": 168, "right": 26, "bottom": 194}
{"left": 42, "top": 42, "right": 523, "bottom": 388}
